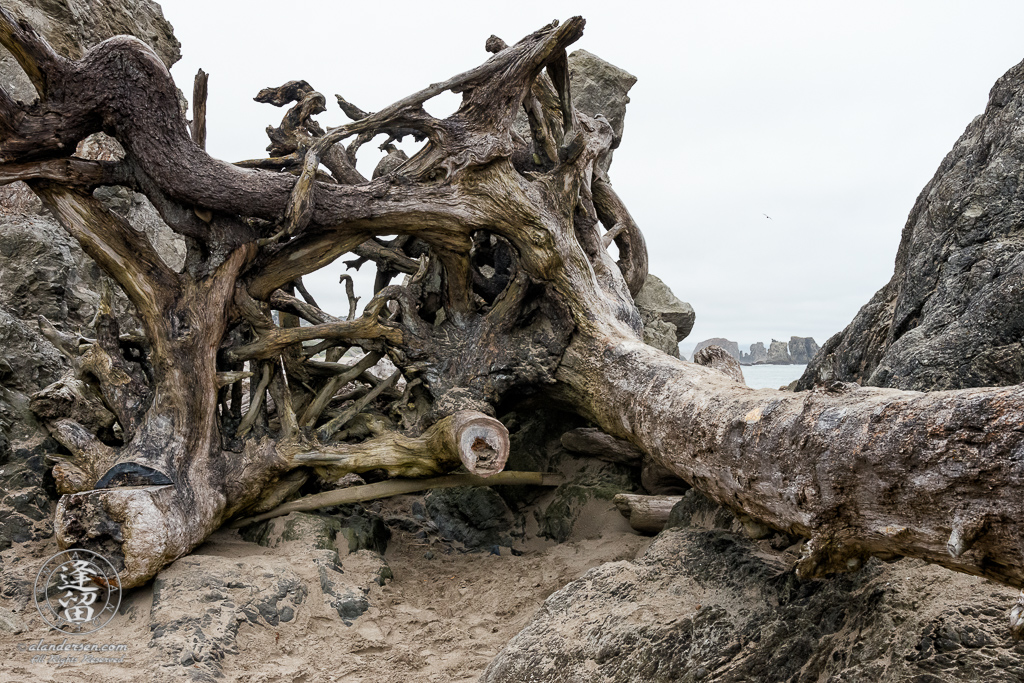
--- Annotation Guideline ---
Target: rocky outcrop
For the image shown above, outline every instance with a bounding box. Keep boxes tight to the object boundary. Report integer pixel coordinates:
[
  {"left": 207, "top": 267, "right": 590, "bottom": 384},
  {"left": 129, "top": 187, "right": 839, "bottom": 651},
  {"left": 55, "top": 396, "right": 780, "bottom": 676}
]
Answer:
[
  {"left": 693, "top": 345, "right": 745, "bottom": 384},
  {"left": 736, "top": 338, "right": 818, "bottom": 365},
  {"left": 788, "top": 336, "right": 820, "bottom": 364},
  {"left": 741, "top": 341, "right": 767, "bottom": 365},
  {"left": 0, "top": 215, "right": 107, "bottom": 328},
  {"left": 692, "top": 337, "right": 741, "bottom": 362},
  {"left": 766, "top": 339, "right": 791, "bottom": 364},
  {"left": 633, "top": 275, "right": 696, "bottom": 358},
  {"left": 482, "top": 492, "right": 1024, "bottom": 683},
  {"left": 569, "top": 50, "right": 636, "bottom": 176},
  {"left": 800, "top": 58, "right": 1024, "bottom": 391}
]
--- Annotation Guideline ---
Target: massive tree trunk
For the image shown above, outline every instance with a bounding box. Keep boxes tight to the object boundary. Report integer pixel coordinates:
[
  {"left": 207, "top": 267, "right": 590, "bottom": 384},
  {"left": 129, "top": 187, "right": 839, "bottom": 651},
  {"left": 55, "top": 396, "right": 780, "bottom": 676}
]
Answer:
[
  {"left": 3, "top": 6, "right": 1024, "bottom": 600},
  {"left": 556, "top": 323, "right": 1024, "bottom": 586}
]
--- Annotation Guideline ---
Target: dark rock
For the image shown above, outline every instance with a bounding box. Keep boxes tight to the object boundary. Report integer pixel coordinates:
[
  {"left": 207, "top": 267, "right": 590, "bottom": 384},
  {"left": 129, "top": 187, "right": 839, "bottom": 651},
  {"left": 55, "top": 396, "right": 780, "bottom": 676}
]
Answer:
[
  {"left": 425, "top": 486, "right": 517, "bottom": 549},
  {"left": 336, "top": 508, "right": 391, "bottom": 555},
  {"left": 537, "top": 462, "right": 637, "bottom": 543},
  {"left": 693, "top": 345, "right": 746, "bottom": 384},
  {"left": 665, "top": 489, "right": 737, "bottom": 531},
  {"left": 0, "top": 440, "right": 59, "bottom": 555},
  {"left": 494, "top": 408, "right": 587, "bottom": 510},
  {"left": 691, "top": 337, "right": 741, "bottom": 362},
  {"left": 0, "top": 217, "right": 104, "bottom": 328},
  {"left": 799, "top": 58, "right": 1024, "bottom": 391},
  {"left": 0, "top": 307, "right": 67, "bottom": 394},
  {"left": 316, "top": 553, "right": 369, "bottom": 625}
]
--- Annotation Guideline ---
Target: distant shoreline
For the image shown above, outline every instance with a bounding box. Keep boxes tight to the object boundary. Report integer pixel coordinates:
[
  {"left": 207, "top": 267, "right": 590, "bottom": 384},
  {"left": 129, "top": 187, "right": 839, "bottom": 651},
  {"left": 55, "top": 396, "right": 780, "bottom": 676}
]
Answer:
[{"left": 739, "top": 362, "right": 805, "bottom": 367}]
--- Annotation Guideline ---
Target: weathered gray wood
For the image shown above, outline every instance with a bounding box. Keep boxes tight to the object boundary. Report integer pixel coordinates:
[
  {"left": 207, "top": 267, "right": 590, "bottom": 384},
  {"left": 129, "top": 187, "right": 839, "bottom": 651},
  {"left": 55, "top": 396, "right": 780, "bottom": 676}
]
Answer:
[
  {"left": 6, "top": 7, "right": 1024, "bottom": 612},
  {"left": 230, "top": 470, "right": 563, "bottom": 528},
  {"left": 561, "top": 427, "right": 643, "bottom": 464},
  {"left": 191, "top": 68, "right": 207, "bottom": 150},
  {"left": 613, "top": 493, "right": 682, "bottom": 534}
]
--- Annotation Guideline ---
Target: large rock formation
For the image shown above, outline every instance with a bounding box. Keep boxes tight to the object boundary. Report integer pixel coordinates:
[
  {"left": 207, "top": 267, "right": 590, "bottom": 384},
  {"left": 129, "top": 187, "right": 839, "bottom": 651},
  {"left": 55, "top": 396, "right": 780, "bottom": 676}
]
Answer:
[
  {"left": 788, "top": 336, "right": 820, "bottom": 364},
  {"left": 633, "top": 274, "right": 696, "bottom": 358},
  {"left": 692, "top": 337, "right": 741, "bottom": 362},
  {"left": 766, "top": 339, "right": 791, "bottom": 364},
  {"left": 693, "top": 345, "right": 745, "bottom": 384},
  {"left": 568, "top": 49, "right": 636, "bottom": 176},
  {"left": 799, "top": 58, "right": 1024, "bottom": 391},
  {"left": 707, "top": 338, "right": 818, "bottom": 365},
  {"left": 741, "top": 341, "right": 767, "bottom": 365}
]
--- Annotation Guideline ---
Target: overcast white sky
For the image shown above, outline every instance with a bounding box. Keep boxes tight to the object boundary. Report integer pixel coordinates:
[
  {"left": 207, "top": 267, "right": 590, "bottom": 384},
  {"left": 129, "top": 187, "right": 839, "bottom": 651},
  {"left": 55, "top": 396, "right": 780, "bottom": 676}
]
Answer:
[{"left": 159, "top": 0, "right": 1024, "bottom": 358}]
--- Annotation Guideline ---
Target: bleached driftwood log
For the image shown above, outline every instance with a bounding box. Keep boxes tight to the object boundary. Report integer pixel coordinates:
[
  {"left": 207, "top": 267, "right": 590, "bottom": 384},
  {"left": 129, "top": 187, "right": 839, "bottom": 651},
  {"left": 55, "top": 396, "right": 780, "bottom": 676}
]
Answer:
[{"left": 2, "top": 7, "right": 1024, "bottom": 611}]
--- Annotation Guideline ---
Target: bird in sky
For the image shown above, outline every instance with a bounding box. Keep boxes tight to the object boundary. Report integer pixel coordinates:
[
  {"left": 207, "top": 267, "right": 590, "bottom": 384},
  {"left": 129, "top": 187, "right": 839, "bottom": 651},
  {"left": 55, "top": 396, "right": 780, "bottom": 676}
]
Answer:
[{"left": 763, "top": 213, "right": 773, "bottom": 220}]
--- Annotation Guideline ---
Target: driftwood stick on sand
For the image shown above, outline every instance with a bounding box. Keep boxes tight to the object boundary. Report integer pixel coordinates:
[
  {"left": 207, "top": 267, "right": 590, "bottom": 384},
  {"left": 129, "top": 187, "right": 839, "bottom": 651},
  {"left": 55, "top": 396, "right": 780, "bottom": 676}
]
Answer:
[
  {"left": 613, "top": 493, "right": 683, "bottom": 534},
  {"left": 230, "top": 471, "right": 565, "bottom": 527}
]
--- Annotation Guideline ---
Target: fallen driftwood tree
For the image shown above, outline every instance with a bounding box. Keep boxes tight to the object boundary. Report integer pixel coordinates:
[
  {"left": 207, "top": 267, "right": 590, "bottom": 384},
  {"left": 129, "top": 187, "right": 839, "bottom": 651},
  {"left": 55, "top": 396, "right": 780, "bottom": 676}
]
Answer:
[{"left": 4, "top": 8, "right": 1024, "bottom": 622}]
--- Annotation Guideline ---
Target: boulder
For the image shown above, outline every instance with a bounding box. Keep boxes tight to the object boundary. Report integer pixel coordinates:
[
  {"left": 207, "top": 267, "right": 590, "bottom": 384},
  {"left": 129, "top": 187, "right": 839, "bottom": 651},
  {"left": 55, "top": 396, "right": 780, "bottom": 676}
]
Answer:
[
  {"left": 692, "top": 337, "right": 741, "bottom": 362},
  {"left": 693, "top": 345, "right": 745, "bottom": 384},
  {"left": 569, "top": 49, "right": 637, "bottom": 176},
  {"left": 633, "top": 273, "right": 697, "bottom": 358},
  {"left": 799, "top": 58, "right": 1024, "bottom": 391},
  {"left": 508, "top": 48, "right": 634, "bottom": 178},
  {"left": 0, "top": 307, "right": 66, "bottom": 395},
  {"left": 639, "top": 317, "right": 680, "bottom": 357},
  {"left": 425, "top": 486, "right": 518, "bottom": 549}
]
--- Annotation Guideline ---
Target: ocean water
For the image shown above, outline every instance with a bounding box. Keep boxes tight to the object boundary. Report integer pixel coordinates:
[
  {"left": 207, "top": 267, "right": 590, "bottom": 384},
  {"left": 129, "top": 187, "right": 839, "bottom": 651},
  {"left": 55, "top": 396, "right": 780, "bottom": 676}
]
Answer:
[{"left": 741, "top": 364, "right": 807, "bottom": 390}]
